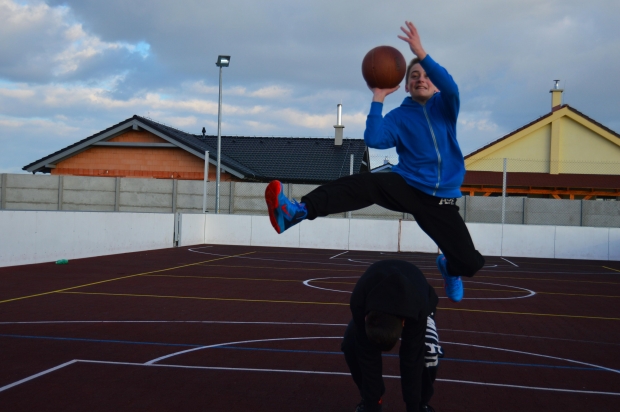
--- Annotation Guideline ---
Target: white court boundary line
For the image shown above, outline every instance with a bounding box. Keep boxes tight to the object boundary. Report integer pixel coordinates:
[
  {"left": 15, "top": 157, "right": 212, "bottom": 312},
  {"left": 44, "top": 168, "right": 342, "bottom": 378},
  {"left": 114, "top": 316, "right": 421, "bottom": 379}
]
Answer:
[
  {"left": 329, "top": 251, "right": 348, "bottom": 259},
  {"left": 146, "top": 336, "right": 620, "bottom": 375},
  {"left": 501, "top": 257, "right": 519, "bottom": 267},
  {"left": 302, "top": 276, "right": 536, "bottom": 300},
  {"left": 0, "top": 360, "right": 77, "bottom": 393},
  {"left": 2, "top": 358, "right": 619, "bottom": 397}
]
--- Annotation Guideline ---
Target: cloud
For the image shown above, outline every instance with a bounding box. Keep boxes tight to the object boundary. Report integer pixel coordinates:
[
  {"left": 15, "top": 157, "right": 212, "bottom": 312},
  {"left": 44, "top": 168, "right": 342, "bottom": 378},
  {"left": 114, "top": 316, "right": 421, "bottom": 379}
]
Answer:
[
  {"left": 0, "top": 0, "right": 150, "bottom": 82},
  {"left": 1, "top": 0, "right": 619, "bottom": 173}
]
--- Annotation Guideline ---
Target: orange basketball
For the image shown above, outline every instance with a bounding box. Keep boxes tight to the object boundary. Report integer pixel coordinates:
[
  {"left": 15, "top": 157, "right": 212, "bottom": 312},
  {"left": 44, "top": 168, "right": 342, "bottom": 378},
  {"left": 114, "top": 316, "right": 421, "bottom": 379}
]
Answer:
[{"left": 361, "top": 46, "right": 407, "bottom": 89}]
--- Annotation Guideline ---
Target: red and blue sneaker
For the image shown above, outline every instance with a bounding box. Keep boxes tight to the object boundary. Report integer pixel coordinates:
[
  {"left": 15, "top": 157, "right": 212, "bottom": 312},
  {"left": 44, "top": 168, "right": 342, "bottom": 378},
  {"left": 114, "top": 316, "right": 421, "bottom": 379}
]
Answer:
[
  {"left": 436, "top": 254, "right": 463, "bottom": 303},
  {"left": 265, "top": 180, "right": 308, "bottom": 234}
]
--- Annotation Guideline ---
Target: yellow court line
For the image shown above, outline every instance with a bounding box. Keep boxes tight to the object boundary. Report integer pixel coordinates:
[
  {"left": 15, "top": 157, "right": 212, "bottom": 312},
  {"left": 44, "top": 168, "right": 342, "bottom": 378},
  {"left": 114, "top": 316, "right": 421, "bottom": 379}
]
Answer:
[
  {"left": 146, "top": 275, "right": 302, "bottom": 283},
  {"left": 59, "top": 291, "right": 348, "bottom": 306},
  {"left": 197, "top": 264, "right": 362, "bottom": 273},
  {"left": 0, "top": 252, "right": 256, "bottom": 305},
  {"left": 603, "top": 266, "right": 620, "bottom": 273},
  {"left": 59, "top": 291, "right": 619, "bottom": 320},
  {"left": 439, "top": 307, "right": 620, "bottom": 321}
]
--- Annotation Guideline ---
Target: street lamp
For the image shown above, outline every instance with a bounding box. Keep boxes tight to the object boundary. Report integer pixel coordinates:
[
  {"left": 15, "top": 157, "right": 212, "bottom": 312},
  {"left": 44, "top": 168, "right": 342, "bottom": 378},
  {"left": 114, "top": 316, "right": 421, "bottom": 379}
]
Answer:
[{"left": 215, "top": 55, "right": 230, "bottom": 214}]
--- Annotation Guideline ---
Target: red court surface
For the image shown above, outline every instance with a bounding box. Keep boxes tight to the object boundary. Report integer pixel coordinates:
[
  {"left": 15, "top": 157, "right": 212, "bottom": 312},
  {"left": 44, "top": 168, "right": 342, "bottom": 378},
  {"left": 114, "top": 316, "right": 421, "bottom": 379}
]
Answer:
[{"left": 1, "top": 245, "right": 619, "bottom": 411}]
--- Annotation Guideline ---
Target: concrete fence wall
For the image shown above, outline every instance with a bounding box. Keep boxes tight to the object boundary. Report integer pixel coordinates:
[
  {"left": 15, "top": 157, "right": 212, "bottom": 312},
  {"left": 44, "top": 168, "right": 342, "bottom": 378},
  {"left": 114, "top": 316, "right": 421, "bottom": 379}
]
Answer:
[
  {"left": 2, "top": 174, "right": 619, "bottom": 227},
  {"left": 1, "top": 210, "right": 619, "bottom": 268}
]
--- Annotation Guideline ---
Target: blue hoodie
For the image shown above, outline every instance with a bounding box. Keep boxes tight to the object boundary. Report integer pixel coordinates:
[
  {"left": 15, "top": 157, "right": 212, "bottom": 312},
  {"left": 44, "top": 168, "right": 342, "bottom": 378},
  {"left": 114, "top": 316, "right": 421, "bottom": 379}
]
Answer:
[{"left": 364, "top": 54, "right": 465, "bottom": 198}]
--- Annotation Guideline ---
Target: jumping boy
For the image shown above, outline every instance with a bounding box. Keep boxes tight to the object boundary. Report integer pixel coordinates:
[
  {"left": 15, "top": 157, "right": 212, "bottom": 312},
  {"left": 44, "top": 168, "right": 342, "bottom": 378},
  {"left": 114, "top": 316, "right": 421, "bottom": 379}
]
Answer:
[
  {"left": 265, "top": 21, "right": 485, "bottom": 301},
  {"left": 343, "top": 260, "right": 441, "bottom": 412}
]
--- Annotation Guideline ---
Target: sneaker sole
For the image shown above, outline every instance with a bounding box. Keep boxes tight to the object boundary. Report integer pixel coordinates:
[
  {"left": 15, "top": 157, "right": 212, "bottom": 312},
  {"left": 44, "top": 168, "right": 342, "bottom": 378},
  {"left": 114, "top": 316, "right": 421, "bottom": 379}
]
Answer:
[{"left": 265, "top": 181, "right": 282, "bottom": 233}]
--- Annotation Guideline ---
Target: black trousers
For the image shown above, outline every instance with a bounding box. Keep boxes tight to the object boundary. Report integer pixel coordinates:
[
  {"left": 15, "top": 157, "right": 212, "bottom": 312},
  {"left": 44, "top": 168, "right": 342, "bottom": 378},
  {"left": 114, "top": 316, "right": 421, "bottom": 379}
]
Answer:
[
  {"left": 341, "top": 315, "right": 441, "bottom": 411},
  {"left": 301, "top": 172, "right": 485, "bottom": 277}
]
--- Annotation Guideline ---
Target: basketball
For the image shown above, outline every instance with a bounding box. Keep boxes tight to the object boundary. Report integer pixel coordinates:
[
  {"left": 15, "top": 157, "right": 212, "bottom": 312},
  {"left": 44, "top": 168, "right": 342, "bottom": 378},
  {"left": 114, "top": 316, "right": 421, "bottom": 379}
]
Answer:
[{"left": 361, "top": 46, "right": 407, "bottom": 89}]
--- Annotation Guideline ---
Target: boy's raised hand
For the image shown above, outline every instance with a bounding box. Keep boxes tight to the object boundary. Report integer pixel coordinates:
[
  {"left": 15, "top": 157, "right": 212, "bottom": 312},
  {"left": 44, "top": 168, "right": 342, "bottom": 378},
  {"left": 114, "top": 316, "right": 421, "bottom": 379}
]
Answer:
[
  {"left": 398, "top": 21, "right": 427, "bottom": 61},
  {"left": 370, "top": 85, "right": 400, "bottom": 103}
]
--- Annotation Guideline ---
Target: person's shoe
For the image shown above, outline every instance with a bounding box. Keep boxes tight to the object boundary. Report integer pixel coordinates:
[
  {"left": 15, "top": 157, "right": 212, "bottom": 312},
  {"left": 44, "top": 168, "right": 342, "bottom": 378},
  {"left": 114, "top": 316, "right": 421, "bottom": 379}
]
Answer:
[
  {"left": 420, "top": 405, "right": 436, "bottom": 412},
  {"left": 437, "top": 254, "right": 463, "bottom": 303},
  {"left": 265, "top": 180, "right": 308, "bottom": 234}
]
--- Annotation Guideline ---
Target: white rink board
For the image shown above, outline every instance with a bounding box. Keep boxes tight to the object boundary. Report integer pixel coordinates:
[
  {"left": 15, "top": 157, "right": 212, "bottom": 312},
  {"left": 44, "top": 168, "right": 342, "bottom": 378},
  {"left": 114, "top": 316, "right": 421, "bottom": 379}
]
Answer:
[
  {"left": 466, "top": 223, "right": 503, "bottom": 257},
  {"left": 299, "top": 218, "right": 350, "bottom": 250},
  {"left": 0, "top": 211, "right": 173, "bottom": 267},
  {"left": 399, "top": 221, "right": 437, "bottom": 253},
  {"left": 204, "top": 214, "right": 252, "bottom": 246},
  {"left": 179, "top": 214, "right": 206, "bottom": 247},
  {"left": 250, "top": 215, "right": 300, "bottom": 248},
  {"left": 348, "top": 219, "right": 400, "bottom": 252},
  {"left": 554, "top": 226, "right": 610, "bottom": 261},
  {"left": 501, "top": 224, "right": 556, "bottom": 259},
  {"left": 609, "top": 229, "right": 620, "bottom": 261}
]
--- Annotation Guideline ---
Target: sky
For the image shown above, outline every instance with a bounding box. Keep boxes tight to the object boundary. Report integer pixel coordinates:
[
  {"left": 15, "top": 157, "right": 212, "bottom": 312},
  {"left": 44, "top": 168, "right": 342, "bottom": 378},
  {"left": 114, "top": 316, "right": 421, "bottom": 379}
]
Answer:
[{"left": 1, "top": 0, "right": 619, "bottom": 173}]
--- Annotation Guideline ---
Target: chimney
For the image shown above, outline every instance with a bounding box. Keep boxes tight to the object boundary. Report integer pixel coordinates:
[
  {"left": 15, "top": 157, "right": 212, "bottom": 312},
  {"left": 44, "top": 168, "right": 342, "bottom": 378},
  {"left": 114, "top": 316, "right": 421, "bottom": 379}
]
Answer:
[
  {"left": 550, "top": 80, "right": 563, "bottom": 111},
  {"left": 334, "top": 103, "right": 344, "bottom": 146}
]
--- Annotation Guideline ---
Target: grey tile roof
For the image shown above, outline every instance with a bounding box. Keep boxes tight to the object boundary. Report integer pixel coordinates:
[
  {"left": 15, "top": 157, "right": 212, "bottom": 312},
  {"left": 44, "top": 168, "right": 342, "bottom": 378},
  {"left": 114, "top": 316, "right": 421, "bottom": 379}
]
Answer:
[{"left": 23, "top": 115, "right": 368, "bottom": 184}]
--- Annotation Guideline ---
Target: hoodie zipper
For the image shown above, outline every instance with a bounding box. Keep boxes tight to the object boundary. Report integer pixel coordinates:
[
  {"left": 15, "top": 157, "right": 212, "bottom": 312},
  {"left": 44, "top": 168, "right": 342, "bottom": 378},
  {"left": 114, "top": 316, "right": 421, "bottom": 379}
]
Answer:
[{"left": 422, "top": 105, "right": 441, "bottom": 195}]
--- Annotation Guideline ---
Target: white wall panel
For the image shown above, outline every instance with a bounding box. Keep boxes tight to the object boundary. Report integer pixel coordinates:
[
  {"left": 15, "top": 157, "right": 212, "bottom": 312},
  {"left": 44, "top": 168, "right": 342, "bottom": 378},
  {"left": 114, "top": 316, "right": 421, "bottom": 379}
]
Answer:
[
  {"left": 609, "top": 229, "right": 620, "bottom": 261},
  {"left": 501, "top": 224, "right": 556, "bottom": 259},
  {"left": 250, "top": 216, "right": 300, "bottom": 248},
  {"left": 466, "top": 223, "right": 503, "bottom": 256},
  {"left": 32, "top": 212, "right": 76, "bottom": 263},
  {"left": 299, "top": 218, "right": 350, "bottom": 250},
  {"left": 399, "top": 221, "right": 438, "bottom": 253},
  {"left": 348, "top": 219, "right": 399, "bottom": 252},
  {"left": 179, "top": 214, "right": 206, "bottom": 247},
  {"left": 0, "top": 211, "right": 38, "bottom": 267},
  {"left": 204, "top": 214, "right": 252, "bottom": 246},
  {"left": 0, "top": 211, "right": 173, "bottom": 267},
  {"left": 554, "top": 226, "right": 609, "bottom": 261}
]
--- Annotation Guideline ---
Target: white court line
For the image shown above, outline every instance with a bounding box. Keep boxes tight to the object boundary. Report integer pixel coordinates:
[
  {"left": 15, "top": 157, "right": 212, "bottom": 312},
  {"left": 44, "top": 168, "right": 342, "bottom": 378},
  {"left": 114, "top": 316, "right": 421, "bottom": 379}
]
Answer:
[
  {"left": 0, "top": 360, "right": 77, "bottom": 393},
  {"left": 2, "top": 359, "right": 618, "bottom": 397},
  {"left": 0, "top": 320, "right": 347, "bottom": 327},
  {"left": 147, "top": 336, "right": 619, "bottom": 376},
  {"left": 329, "top": 251, "right": 348, "bottom": 259},
  {"left": 145, "top": 336, "right": 342, "bottom": 365},
  {"left": 302, "top": 276, "right": 536, "bottom": 300},
  {"left": 501, "top": 257, "right": 519, "bottom": 267},
  {"left": 188, "top": 248, "right": 368, "bottom": 267},
  {"left": 442, "top": 341, "right": 620, "bottom": 375}
]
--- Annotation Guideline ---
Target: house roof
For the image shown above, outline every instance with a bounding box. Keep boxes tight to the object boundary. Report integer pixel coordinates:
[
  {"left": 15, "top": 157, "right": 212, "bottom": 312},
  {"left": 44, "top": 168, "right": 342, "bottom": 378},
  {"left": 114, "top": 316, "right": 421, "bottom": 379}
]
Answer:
[
  {"left": 465, "top": 105, "right": 620, "bottom": 160},
  {"left": 23, "top": 115, "right": 368, "bottom": 183}
]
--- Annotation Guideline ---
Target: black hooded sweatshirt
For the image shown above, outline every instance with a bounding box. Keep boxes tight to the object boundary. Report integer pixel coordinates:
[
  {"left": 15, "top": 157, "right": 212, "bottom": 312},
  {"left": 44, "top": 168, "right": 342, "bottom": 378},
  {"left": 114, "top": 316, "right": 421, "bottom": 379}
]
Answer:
[{"left": 349, "top": 260, "right": 438, "bottom": 409}]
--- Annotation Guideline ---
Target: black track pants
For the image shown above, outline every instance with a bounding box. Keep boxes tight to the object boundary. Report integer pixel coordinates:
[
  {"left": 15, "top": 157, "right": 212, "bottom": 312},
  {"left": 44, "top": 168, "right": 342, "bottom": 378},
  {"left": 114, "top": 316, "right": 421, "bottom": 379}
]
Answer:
[
  {"left": 341, "top": 315, "right": 441, "bottom": 411},
  {"left": 300, "top": 172, "right": 485, "bottom": 277}
]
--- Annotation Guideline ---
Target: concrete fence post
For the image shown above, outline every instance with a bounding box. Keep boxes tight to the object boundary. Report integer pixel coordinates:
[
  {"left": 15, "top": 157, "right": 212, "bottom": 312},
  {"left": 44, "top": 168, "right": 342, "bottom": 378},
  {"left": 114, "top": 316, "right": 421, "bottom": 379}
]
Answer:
[
  {"left": 0, "top": 174, "right": 7, "bottom": 210},
  {"left": 229, "top": 181, "right": 234, "bottom": 214},
  {"left": 172, "top": 179, "right": 178, "bottom": 214},
  {"left": 114, "top": 177, "right": 120, "bottom": 212},
  {"left": 58, "top": 175, "right": 64, "bottom": 211}
]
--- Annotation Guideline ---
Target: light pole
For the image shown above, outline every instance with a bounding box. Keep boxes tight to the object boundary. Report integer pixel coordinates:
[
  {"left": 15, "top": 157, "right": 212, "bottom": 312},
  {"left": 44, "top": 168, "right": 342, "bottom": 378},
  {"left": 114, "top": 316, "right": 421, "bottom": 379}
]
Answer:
[{"left": 215, "top": 55, "right": 230, "bottom": 214}]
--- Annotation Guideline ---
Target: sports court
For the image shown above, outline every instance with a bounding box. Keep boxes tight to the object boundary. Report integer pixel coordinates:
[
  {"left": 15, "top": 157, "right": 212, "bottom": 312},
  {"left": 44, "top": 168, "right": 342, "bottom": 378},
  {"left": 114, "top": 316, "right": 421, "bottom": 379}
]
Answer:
[{"left": 1, "top": 244, "right": 619, "bottom": 411}]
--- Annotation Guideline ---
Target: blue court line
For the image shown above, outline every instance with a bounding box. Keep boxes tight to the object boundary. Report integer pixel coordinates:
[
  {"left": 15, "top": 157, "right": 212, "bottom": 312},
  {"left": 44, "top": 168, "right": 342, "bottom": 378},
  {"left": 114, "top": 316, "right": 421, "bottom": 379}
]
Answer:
[{"left": 0, "top": 333, "right": 605, "bottom": 372}]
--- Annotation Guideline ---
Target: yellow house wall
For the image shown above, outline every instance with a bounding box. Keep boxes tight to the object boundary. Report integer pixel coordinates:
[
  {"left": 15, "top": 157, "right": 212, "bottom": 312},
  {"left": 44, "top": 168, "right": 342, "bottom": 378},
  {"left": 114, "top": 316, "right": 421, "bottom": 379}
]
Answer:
[
  {"left": 560, "top": 118, "right": 620, "bottom": 175},
  {"left": 466, "top": 125, "right": 551, "bottom": 173}
]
